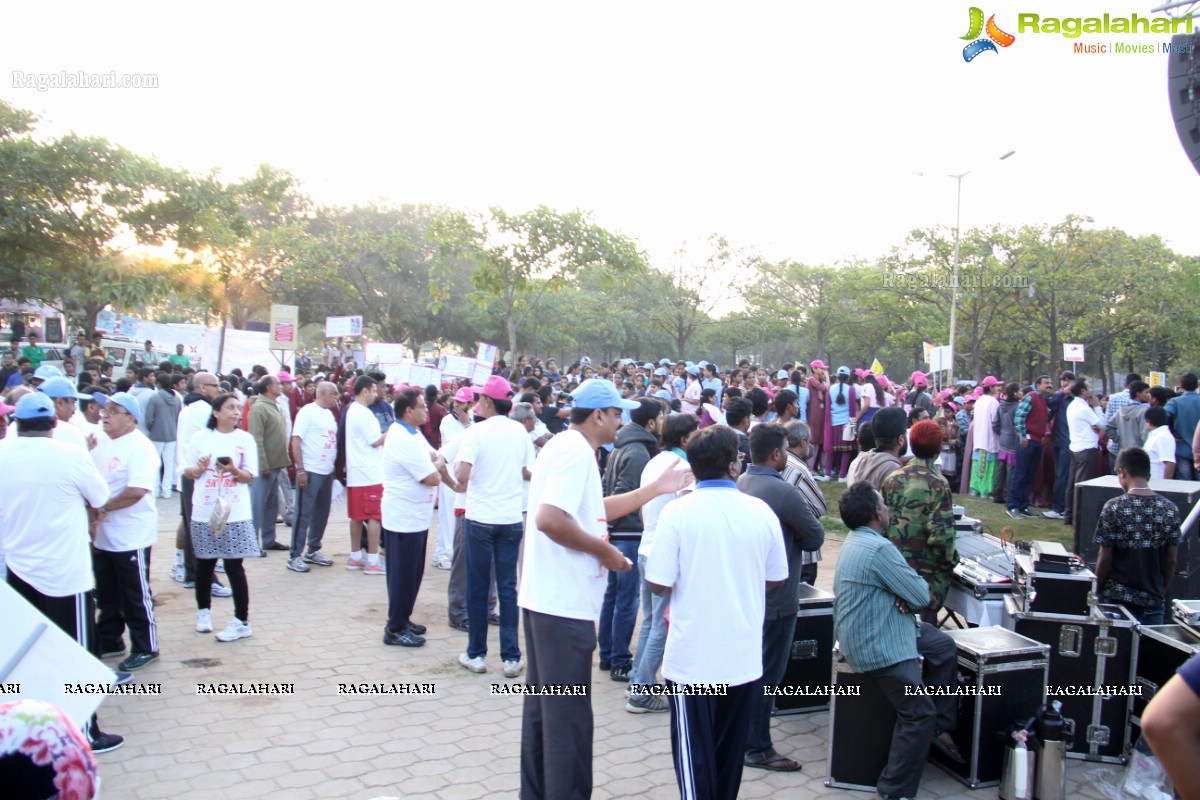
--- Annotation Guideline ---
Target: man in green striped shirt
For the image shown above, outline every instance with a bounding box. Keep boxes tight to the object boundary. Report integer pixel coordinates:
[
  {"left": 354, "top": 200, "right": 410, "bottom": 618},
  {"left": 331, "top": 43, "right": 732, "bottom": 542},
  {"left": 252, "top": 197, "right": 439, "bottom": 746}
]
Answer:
[{"left": 833, "top": 482, "right": 961, "bottom": 800}]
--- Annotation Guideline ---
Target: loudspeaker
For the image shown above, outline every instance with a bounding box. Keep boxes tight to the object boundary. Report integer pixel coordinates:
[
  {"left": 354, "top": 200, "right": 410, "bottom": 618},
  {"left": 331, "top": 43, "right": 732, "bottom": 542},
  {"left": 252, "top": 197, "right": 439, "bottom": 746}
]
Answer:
[
  {"left": 1073, "top": 475, "right": 1200, "bottom": 600},
  {"left": 1168, "top": 33, "right": 1200, "bottom": 176}
]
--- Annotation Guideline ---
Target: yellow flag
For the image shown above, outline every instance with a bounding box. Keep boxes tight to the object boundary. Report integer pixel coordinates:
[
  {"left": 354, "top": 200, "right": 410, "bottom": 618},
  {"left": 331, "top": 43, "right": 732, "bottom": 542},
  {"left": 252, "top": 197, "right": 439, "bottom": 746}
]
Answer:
[
  {"left": 871, "top": 358, "right": 884, "bottom": 375},
  {"left": 922, "top": 342, "right": 934, "bottom": 364}
]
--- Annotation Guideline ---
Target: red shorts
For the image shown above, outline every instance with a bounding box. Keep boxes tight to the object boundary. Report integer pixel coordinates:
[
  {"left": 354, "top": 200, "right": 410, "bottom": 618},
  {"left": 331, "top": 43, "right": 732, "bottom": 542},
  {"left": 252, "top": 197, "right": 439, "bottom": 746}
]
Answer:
[{"left": 347, "top": 484, "right": 383, "bottom": 521}]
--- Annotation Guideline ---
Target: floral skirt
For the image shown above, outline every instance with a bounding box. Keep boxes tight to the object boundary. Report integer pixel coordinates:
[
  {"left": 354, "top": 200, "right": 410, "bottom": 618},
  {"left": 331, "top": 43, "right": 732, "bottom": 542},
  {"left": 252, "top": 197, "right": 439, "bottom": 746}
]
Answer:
[{"left": 191, "top": 519, "right": 260, "bottom": 560}]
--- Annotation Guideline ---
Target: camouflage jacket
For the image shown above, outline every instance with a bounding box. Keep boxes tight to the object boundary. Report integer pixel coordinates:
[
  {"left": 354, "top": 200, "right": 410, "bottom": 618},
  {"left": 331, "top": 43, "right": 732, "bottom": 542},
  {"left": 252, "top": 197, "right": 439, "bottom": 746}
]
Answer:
[{"left": 881, "top": 458, "right": 960, "bottom": 609}]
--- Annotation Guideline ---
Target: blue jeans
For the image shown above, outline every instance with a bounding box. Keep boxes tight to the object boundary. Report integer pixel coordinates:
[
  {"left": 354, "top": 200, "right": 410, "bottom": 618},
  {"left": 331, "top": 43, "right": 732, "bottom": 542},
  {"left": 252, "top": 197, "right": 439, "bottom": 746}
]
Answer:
[
  {"left": 629, "top": 554, "right": 669, "bottom": 693},
  {"left": 598, "top": 538, "right": 641, "bottom": 669},
  {"left": 1177, "top": 458, "right": 1195, "bottom": 482},
  {"left": 465, "top": 519, "right": 522, "bottom": 662},
  {"left": 1009, "top": 439, "right": 1043, "bottom": 513},
  {"left": 1121, "top": 602, "right": 1165, "bottom": 626},
  {"left": 1052, "top": 444, "right": 1071, "bottom": 514}
]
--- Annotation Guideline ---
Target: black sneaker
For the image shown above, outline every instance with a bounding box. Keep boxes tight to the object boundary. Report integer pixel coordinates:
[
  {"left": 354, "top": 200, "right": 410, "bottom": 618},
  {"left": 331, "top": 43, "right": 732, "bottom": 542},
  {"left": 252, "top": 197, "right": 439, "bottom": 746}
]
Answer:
[
  {"left": 610, "top": 665, "right": 631, "bottom": 682},
  {"left": 265, "top": 542, "right": 289, "bottom": 551},
  {"left": 89, "top": 731, "right": 125, "bottom": 754},
  {"left": 1006, "top": 509, "right": 1024, "bottom": 520},
  {"left": 383, "top": 628, "right": 425, "bottom": 647},
  {"left": 408, "top": 622, "right": 427, "bottom": 636},
  {"left": 449, "top": 619, "right": 469, "bottom": 632},
  {"left": 114, "top": 671, "right": 134, "bottom": 686},
  {"left": 119, "top": 651, "right": 159, "bottom": 672},
  {"left": 599, "top": 661, "right": 611, "bottom": 671}
]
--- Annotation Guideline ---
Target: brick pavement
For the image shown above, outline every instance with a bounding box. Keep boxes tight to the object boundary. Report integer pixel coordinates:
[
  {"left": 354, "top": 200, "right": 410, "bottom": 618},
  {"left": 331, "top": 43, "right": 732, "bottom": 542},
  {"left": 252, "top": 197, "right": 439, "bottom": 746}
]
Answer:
[{"left": 89, "top": 496, "right": 1117, "bottom": 799}]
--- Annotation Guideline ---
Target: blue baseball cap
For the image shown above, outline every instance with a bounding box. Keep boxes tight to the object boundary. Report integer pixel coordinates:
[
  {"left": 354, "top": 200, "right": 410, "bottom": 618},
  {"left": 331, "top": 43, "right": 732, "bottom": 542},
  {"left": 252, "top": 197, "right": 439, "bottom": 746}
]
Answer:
[
  {"left": 685, "top": 364, "right": 700, "bottom": 376},
  {"left": 653, "top": 367, "right": 667, "bottom": 376},
  {"left": 14, "top": 392, "right": 55, "bottom": 420},
  {"left": 32, "top": 364, "right": 62, "bottom": 382},
  {"left": 658, "top": 358, "right": 672, "bottom": 366},
  {"left": 642, "top": 363, "right": 654, "bottom": 370},
  {"left": 80, "top": 390, "right": 109, "bottom": 406},
  {"left": 571, "top": 378, "right": 640, "bottom": 410},
  {"left": 38, "top": 376, "right": 89, "bottom": 400},
  {"left": 654, "top": 389, "right": 672, "bottom": 401},
  {"left": 107, "top": 391, "right": 142, "bottom": 421}
]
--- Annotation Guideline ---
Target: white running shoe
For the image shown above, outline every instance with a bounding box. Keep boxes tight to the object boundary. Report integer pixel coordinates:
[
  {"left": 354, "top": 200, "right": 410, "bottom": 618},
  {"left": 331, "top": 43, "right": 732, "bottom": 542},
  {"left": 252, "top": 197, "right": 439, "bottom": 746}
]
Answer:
[
  {"left": 196, "top": 609, "right": 213, "bottom": 633},
  {"left": 170, "top": 563, "right": 185, "bottom": 583},
  {"left": 215, "top": 618, "right": 252, "bottom": 642},
  {"left": 503, "top": 660, "right": 524, "bottom": 678},
  {"left": 459, "top": 653, "right": 487, "bottom": 673}
]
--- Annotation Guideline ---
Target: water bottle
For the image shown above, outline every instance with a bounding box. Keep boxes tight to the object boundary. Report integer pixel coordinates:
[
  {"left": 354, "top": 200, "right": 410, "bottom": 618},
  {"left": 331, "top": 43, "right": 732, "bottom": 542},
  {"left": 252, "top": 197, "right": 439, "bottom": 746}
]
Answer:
[{"left": 1035, "top": 702, "right": 1067, "bottom": 800}]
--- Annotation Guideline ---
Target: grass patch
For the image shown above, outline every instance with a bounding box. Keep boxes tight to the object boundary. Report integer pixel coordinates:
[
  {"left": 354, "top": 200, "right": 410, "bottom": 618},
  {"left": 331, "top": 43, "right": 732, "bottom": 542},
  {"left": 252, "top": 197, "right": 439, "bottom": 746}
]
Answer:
[{"left": 816, "top": 480, "right": 1075, "bottom": 549}]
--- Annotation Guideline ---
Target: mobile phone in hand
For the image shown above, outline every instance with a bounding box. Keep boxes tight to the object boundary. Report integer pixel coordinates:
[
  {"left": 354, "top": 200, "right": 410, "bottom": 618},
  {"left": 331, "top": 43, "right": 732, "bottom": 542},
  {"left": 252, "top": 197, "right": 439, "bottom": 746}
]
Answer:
[{"left": 217, "top": 456, "right": 232, "bottom": 466}]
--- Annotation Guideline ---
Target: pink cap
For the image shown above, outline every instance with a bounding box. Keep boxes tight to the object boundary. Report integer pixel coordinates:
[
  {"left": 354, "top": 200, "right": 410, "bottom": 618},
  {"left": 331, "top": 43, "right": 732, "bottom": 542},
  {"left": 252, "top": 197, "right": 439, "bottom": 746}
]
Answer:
[
  {"left": 392, "top": 382, "right": 410, "bottom": 392},
  {"left": 276, "top": 371, "right": 295, "bottom": 383},
  {"left": 473, "top": 375, "right": 514, "bottom": 401},
  {"left": 878, "top": 376, "right": 891, "bottom": 389},
  {"left": 909, "top": 370, "right": 929, "bottom": 387},
  {"left": 453, "top": 386, "right": 474, "bottom": 404},
  {"left": 0, "top": 400, "right": 14, "bottom": 416},
  {"left": 810, "top": 359, "right": 828, "bottom": 370},
  {"left": 966, "top": 388, "right": 982, "bottom": 401},
  {"left": 980, "top": 375, "right": 1002, "bottom": 388}
]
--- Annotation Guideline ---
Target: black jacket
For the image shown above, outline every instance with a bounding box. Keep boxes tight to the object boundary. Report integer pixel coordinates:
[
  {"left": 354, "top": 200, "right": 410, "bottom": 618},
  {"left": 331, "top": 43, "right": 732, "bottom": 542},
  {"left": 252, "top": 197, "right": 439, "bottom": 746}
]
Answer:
[{"left": 602, "top": 423, "right": 659, "bottom": 537}]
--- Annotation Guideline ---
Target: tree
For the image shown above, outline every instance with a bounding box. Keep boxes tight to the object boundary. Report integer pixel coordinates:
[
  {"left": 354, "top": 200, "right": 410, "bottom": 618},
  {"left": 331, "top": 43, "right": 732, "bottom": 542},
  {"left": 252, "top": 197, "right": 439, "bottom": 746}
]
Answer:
[
  {"left": 431, "top": 205, "right": 646, "bottom": 357},
  {"left": 637, "top": 235, "right": 742, "bottom": 356}
]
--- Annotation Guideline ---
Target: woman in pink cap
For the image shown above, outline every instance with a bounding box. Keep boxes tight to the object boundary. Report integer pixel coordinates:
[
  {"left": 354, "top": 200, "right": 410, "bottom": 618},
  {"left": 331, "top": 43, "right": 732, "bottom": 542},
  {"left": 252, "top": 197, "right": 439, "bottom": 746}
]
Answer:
[
  {"left": 806, "top": 360, "right": 829, "bottom": 476},
  {"left": 969, "top": 377, "right": 1003, "bottom": 496}
]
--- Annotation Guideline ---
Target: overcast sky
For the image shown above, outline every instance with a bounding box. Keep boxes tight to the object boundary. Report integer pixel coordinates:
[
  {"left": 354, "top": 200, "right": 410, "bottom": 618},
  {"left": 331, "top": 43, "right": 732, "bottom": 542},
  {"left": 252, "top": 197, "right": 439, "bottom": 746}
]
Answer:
[{"left": 5, "top": 1, "right": 1197, "bottom": 269}]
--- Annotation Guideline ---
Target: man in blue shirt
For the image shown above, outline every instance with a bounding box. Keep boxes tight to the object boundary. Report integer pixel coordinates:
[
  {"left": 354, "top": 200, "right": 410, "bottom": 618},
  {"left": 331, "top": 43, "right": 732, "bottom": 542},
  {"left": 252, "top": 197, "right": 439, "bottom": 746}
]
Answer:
[
  {"left": 833, "top": 482, "right": 961, "bottom": 800},
  {"left": 1165, "top": 372, "right": 1200, "bottom": 480}
]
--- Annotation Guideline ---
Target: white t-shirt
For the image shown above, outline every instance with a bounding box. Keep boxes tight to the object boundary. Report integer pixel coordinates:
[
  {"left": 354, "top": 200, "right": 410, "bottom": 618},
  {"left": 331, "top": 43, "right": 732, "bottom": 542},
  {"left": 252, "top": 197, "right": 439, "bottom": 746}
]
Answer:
[
  {"left": 184, "top": 428, "right": 258, "bottom": 524},
  {"left": 1145, "top": 425, "right": 1177, "bottom": 479},
  {"left": 518, "top": 429, "right": 608, "bottom": 620},
  {"left": 0, "top": 437, "right": 109, "bottom": 596},
  {"left": 438, "top": 434, "right": 468, "bottom": 512},
  {"left": 382, "top": 422, "right": 438, "bottom": 532},
  {"left": 439, "top": 413, "right": 467, "bottom": 447},
  {"left": 1067, "top": 397, "right": 1102, "bottom": 452},
  {"left": 52, "top": 417, "right": 88, "bottom": 450},
  {"left": 645, "top": 484, "right": 788, "bottom": 686},
  {"left": 456, "top": 415, "right": 536, "bottom": 525},
  {"left": 176, "top": 398, "right": 212, "bottom": 475},
  {"left": 637, "top": 451, "right": 690, "bottom": 560},
  {"left": 292, "top": 403, "right": 338, "bottom": 476},
  {"left": 346, "top": 401, "right": 383, "bottom": 487},
  {"left": 71, "top": 411, "right": 105, "bottom": 443},
  {"left": 275, "top": 393, "right": 293, "bottom": 439},
  {"left": 91, "top": 430, "right": 160, "bottom": 552}
]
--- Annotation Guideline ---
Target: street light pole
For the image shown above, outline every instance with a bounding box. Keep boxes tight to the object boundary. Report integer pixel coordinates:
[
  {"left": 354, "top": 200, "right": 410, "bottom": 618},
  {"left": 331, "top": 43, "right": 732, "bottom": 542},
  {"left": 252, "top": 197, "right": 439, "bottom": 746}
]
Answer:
[{"left": 944, "top": 149, "right": 1015, "bottom": 388}]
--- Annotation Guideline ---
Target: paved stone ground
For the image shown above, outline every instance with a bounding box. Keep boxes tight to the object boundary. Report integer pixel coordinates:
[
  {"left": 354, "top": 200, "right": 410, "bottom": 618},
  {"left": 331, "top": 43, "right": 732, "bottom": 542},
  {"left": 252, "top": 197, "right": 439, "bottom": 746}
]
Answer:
[{"left": 90, "top": 495, "right": 1121, "bottom": 799}]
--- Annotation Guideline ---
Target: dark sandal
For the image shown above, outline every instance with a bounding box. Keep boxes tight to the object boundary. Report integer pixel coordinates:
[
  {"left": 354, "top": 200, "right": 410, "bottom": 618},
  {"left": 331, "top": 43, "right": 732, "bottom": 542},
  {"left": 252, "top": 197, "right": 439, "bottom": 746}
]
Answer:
[
  {"left": 931, "top": 733, "right": 965, "bottom": 763},
  {"left": 745, "top": 751, "right": 802, "bottom": 772}
]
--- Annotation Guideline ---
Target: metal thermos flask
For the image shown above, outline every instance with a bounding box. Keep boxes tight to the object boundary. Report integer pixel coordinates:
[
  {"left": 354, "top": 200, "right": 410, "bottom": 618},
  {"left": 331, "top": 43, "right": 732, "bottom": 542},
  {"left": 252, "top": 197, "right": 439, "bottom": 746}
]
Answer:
[{"left": 1035, "top": 702, "right": 1067, "bottom": 800}]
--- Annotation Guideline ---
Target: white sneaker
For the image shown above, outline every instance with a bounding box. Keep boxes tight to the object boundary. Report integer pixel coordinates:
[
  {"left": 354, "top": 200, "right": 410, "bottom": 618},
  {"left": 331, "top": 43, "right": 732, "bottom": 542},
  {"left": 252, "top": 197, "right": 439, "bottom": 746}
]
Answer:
[
  {"left": 215, "top": 618, "right": 252, "bottom": 642},
  {"left": 459, "top": 653, "right": 487, "bottom": 673},
  {"left": 170, "top": 563, "right": 185, "bottom": 583},
  {"left": 210, "top": 582, "right": 232, "bottom": 598},
  {"left": 432, "top": 558, "right": 452, "bottom": 570},
  {"left": 1042, "top": 510, "right": 1065, "bottom": 520},
  {"left": 503, "top": 659, "right": 524, "bottom": 678},
  {"left": 215, "top": 560, "right": 226, "bottom": 574},
  {"left": 196, "top": 609, "right": 213, "bottom": 633}
]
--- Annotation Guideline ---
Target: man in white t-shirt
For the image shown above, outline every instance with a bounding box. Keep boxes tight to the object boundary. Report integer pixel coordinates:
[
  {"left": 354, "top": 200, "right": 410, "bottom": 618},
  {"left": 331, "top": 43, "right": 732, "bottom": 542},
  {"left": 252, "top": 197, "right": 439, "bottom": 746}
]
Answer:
[
  {"left": 91, "top": 392, "right": 161, "bottom": 674},
  {"left": 1064, "top": 378, "right": 1104, "bottom": 525},
  {"left": 381, "top": 387, "right": 451, "bottom": 648},
  {"left": 454, "top": 375, "right": 536, "bottom": 677},
  {"left": 39, "top": 376, "right": 95, "bottom": 451},
  {"left": 1143, "top": 406, "right": 1177, "bottom": 480},
  {"left": 287, "top": 381, "right": 340, "bottom": 572},
  {"left": 345, "top": 375, "right": 386, "bottom": 575},
  {"left": 645, "top": 425, "right": 788, "bottom": 800},
  {"left": 518, "top": 379, "right": 693, "bottom": 800},
  {"left": 0, "top": 392, "right": 127, "bottom": 753}
]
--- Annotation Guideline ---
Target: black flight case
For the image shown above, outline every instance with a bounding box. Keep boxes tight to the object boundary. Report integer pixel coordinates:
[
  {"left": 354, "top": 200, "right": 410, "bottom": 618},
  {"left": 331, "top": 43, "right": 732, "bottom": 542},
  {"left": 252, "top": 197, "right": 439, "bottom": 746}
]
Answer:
[{"left": 773, "top": 583, "right": 835, "bottom": 715}]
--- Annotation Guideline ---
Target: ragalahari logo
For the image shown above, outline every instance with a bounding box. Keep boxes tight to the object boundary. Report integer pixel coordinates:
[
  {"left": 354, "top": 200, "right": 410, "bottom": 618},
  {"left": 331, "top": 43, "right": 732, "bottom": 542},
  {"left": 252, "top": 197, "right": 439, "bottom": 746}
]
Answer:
[{"left": 962, "top": 7, "right": 1016, "bottom": 61}]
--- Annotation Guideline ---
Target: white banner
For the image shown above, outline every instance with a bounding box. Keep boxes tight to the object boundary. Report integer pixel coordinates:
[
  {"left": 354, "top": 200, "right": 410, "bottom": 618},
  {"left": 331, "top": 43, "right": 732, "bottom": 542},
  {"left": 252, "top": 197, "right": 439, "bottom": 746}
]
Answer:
[
  {"left": 324, "top": 315, "right": 363, "bottom": 338},
  {"left": 929, "top": 346, "right": 953, "bottom": 374},
  {"left": 138, "top": 321, "right": 207, "bottom": 368},
  {"left": 472, "top": 360, "right": 492, "bottom": 385},
  {"left": 439, "top": 354, "right": 476, "bottom": 378},
  {"left": 476, "top": 342, "right": 499, "bottom": 367},
  {"left": 365, "top": 341, "right": 407, "bottom": 365},
  {"left": 1063, "top": 343, "right": 1085, "bottom": 362},
  {"left": 409, "top": 364, "right": 441, "bottom": 388},
  {"left": 202, "top": 328, "right": 294, "bottom": 375}
]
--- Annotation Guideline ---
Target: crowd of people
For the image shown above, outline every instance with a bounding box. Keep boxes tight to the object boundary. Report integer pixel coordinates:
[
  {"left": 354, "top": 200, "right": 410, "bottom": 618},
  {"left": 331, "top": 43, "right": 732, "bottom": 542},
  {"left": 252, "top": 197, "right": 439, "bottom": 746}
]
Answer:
[{"left": 3, "top": 334, "right": 1200, "bottom": 799}]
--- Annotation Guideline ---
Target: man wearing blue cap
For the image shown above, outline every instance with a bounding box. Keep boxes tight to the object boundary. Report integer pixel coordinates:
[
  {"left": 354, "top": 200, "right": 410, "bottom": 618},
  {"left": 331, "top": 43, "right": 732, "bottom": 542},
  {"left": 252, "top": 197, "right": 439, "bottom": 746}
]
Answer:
[
  {"left": 90, "top": 392, "right": 161, "bottom": 672},
  {"left": 0, "top": 392, "right": 126, "bottom": 753},
  {"left": 518, "top": 378, "right": 693, "bottom": 800},
  {"left": 39, "top": 375, "right": 94, "bottom": 451}
]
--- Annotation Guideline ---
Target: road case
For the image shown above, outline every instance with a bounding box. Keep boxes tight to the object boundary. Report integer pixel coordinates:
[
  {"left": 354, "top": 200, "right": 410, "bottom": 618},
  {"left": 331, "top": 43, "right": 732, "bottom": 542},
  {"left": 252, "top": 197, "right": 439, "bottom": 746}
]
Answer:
[
  {"left": 930, "top": 626, "right": 1049, "bottom": 788},
  {"left": 1130, "top": 623, "right": 1200, "bottom": 746},
  {"left": 774, "top": 583, "right": 835, "bottom": 715},
  {"left": 824, "top": 644, "right": 897, "bottom": 792},
  {"left": 1003, "top": 596, "right": 1137, "bottom": 763},
  {"left": 1012, "top": 553, "right": 1096, "bottom": 618}
]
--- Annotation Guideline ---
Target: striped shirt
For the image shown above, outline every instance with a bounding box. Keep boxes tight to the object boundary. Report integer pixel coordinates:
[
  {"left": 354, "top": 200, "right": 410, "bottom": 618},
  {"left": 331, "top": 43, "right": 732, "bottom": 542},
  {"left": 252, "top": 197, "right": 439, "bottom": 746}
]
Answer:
[
  {"left": 782, "top": 451, "right": 826, "bottom": 564},
  {"left": 833, "top": 527, "right": 931, "bottom": 673},
  {"left": 1104, "top": 389, "right": 1133, "bottom": 454}
]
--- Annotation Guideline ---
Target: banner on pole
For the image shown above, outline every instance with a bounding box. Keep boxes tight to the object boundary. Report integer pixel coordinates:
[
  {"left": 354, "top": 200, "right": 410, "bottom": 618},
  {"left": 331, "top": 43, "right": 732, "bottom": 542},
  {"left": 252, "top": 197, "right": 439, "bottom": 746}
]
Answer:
[
  {"left": 364, "top": 342, "right": 407, "bottom": 365},
  {"left": 930, "top": 346, "right": 952, "bottom": 374},
  {"left": 1063, "top": 343, "right": 1085, "bottom": 362},
  {"left": 472, "top": 360, "right": 492, "bottom": 385},
  {"left": 476, "top": 342, "right": 499, "bottom": 367},
  {"left": 1149, "top": 371, "right": 1167, "bottom": 388},
  {"left": 439, "top": 354, "right": 476, "bottom": 378},
  {"left": 922, "top": 342, "right": 934, "bottom": 365},
  {"left": 269, "top": 305, "right": 299, "bottom": 350},
  {"left": 324, "top": 315, "right": 363, "bottom": 338}
]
